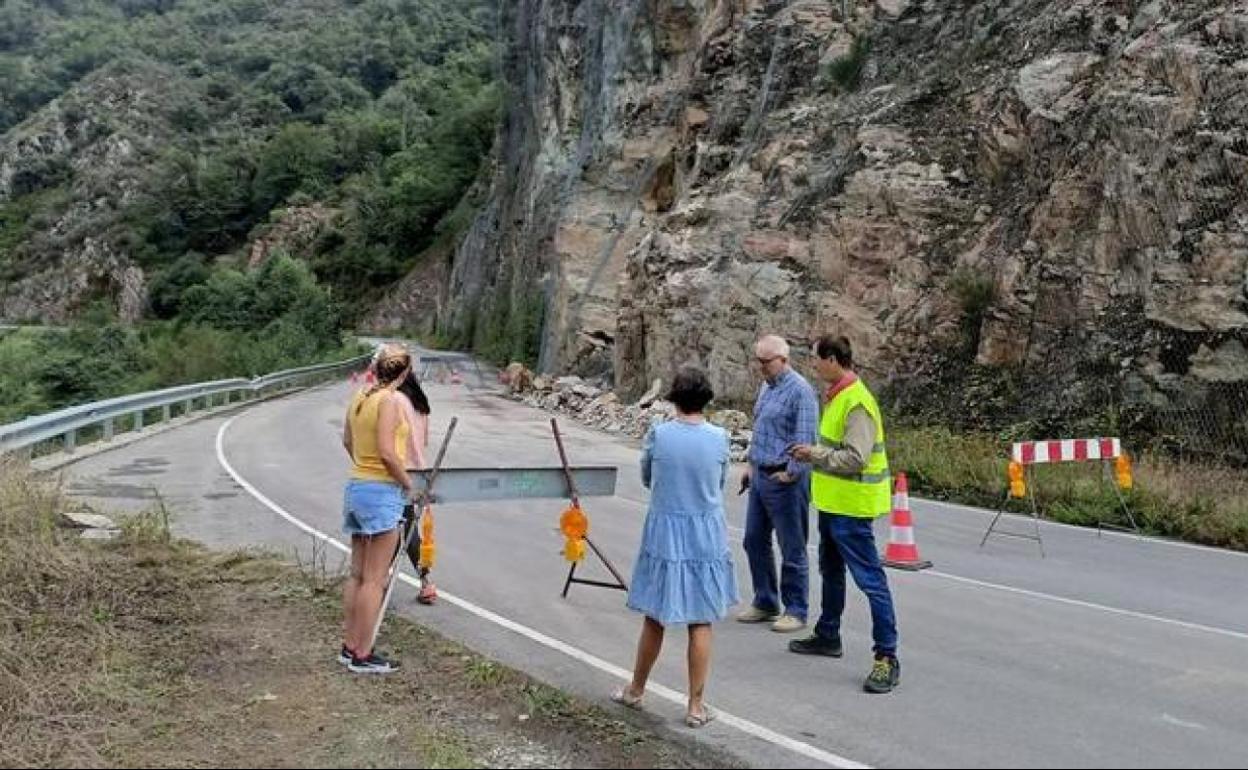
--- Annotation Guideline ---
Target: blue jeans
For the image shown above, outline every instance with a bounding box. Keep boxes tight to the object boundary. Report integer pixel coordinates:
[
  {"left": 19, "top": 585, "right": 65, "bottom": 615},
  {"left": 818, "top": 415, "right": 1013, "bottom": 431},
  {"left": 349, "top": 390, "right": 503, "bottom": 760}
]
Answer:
[
  {"left": 815, "top": 513, "right": 898, "bottom": 656},
  {"left": 342, "top": 480, "right": 405, "bottom": 536},
  {"left": 743, "top": 469, "right": 809, "bottom": 620}
]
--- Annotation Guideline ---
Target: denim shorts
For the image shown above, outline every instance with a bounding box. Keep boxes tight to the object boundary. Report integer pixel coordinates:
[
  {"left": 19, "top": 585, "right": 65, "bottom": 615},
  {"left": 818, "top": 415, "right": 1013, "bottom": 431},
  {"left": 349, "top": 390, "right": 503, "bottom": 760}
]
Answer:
[{"left": 342, "top": 480, "right": 405, "bottom": 536}]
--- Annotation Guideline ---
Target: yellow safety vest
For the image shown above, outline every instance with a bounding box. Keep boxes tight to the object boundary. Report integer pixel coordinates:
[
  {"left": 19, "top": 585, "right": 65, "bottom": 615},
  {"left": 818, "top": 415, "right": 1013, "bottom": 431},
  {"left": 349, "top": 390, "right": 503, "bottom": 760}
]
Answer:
[{"left": 810, "top": 379, "right": 891, "bottom": 518}]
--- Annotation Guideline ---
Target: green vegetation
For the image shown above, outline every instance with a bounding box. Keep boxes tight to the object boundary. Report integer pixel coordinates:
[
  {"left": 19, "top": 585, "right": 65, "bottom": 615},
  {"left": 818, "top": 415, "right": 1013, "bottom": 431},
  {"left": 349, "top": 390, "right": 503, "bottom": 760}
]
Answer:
[
  {"left": 824, "top": 34, "right": 871, "bottom": 91},
  {"left": 470, "top": 290, "right": 546, "bottom": 369},
  {"left": 0, "top": 256, "right": 358, "bottom": 423},
  {"left": 891, "top": 425, "right": 1248, "bottom": 551},
  {"left": 948, "top": 266, "right": 996, "bottom": 356},
  {"left": 0, "top": 0, "right": 499, "bottom": 418}
]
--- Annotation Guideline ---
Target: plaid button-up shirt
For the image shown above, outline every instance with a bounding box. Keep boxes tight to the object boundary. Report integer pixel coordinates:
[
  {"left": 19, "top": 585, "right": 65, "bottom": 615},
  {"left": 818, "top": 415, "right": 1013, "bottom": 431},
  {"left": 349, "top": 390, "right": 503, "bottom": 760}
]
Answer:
[{"left": 747, "top": 368, "right": 820, "bottom": 476}]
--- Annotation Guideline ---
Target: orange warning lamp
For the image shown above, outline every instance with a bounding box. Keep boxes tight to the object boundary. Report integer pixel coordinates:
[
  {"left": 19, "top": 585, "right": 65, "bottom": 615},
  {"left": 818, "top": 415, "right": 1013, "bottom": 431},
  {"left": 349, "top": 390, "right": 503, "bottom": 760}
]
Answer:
[
  {"left": 1007, "top": 461, "right": 1026, "bottom": 499},
  {"left": 563, "top": 538, "right": 586, "bottom": 562},
  {"left": 1115, "top": 454, "right": 1133, "bottom": 491},
  {"left": 418, "top": 505, "right": 436, "bottom": 569},
  {"left": 560, "top": 504, "right": 588, "bottom": 562}
]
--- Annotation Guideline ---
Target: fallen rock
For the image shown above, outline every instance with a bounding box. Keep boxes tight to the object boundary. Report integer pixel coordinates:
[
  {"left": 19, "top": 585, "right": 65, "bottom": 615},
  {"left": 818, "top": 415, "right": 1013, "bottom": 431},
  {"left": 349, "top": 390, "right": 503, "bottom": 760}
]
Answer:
[
  {"left": 709, "top": 408, "right": 750, "bottom": 432},
  {"left": 80, "top": 528, "right": 120, "bottom": 540},
  {"left": 62, "top": 511, "right": 119, "bottom": 530},
  {"left": 500, "top": 361, "right": 535, "bottom": 393}
]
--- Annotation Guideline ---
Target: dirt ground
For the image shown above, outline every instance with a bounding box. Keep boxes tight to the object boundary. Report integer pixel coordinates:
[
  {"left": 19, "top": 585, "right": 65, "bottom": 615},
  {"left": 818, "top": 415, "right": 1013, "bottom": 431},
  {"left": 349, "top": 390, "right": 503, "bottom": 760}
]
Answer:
[{"left": 0, "top": 472, "right": 744, "bottom": 769}]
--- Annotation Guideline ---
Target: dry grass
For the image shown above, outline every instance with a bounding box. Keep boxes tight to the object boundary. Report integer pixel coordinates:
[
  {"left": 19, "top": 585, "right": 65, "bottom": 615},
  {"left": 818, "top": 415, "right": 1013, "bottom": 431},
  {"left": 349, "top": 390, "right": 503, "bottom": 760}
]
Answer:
[
  {"left": 0, "top": 459, "right": 741, "bottom": 769},
  {"left": 0, "top": 456, "right": 189, "bottom": 767},
  {"left": 1129, "top": 455, "right": 1248, "bottom": 548},
  {"left": 891, "top": 426, "right": 1248, "bottom": 550}
]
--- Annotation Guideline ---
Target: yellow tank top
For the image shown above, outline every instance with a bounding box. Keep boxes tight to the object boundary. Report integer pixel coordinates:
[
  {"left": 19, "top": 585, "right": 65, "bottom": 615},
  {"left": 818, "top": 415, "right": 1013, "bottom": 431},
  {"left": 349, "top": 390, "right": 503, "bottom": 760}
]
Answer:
[{"left": 348, "top": 388, "right": 410, "bottom": 482}]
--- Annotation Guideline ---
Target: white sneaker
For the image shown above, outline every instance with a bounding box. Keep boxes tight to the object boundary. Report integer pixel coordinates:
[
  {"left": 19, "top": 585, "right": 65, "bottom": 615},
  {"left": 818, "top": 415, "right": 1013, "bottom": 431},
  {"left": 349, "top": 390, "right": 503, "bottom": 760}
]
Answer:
[
  {"left": 736, "top": 606, "right": 780, "bottom": 623},
  {"left": 771, "top": 614, "right": 807, "bottom": 633}
]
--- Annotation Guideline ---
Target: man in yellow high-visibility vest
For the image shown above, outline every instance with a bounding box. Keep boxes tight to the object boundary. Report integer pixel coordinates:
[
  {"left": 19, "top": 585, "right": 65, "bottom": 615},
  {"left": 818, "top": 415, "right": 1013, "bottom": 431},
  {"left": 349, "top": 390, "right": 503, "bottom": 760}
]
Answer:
[{"left": 786, "top": 335, "right": 900, "bottom": 694}]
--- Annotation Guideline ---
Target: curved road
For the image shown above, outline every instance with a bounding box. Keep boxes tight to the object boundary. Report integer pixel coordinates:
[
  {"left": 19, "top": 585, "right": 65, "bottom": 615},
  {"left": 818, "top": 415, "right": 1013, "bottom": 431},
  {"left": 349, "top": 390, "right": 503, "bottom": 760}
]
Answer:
[{"left": 61, "top": 376, "right": 1248, "bottom": 768}]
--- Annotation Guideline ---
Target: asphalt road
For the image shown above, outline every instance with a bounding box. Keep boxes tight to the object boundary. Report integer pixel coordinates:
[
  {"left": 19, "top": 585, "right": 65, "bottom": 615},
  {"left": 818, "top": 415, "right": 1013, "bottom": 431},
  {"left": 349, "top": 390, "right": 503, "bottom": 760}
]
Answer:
[{"left": 60, "top": 375, "right": 1248, "bottom": 768}]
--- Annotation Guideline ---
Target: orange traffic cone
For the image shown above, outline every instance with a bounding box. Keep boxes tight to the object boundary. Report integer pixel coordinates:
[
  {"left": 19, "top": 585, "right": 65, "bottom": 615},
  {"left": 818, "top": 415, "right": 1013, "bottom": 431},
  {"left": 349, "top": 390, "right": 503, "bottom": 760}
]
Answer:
[{"left": 881, "top": 473, "right": 932, "bottom": 570}]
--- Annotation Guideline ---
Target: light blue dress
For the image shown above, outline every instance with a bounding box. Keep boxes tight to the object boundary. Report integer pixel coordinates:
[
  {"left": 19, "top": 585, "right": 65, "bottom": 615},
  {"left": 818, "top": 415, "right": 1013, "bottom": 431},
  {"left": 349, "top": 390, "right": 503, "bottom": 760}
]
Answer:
[{"left": 626, "top": 420, "right": 740, "bottom": 625}]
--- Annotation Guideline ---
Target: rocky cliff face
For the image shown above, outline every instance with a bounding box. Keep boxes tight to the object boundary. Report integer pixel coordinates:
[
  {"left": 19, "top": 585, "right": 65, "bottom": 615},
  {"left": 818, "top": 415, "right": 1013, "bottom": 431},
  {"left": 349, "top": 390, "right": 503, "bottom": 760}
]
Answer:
[
  {"left": 0, "top": 63, "right": 177, "bottom": 323},
  {"left": 435, "top": 0, "right": 1248, "bottom": 452}
]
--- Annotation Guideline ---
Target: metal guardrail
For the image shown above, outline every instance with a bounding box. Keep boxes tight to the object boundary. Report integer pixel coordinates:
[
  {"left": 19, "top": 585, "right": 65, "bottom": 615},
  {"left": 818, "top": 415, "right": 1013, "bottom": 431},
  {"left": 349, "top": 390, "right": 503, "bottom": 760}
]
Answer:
[{"left": 0, "top": 354, "right": 371, "bottom": 456}]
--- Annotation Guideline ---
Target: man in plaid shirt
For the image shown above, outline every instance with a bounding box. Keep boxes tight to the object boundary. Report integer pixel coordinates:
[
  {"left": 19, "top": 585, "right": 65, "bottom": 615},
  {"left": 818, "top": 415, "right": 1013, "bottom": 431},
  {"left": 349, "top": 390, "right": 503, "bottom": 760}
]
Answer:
[{"left": 737, "top": 334, "right": 820, "bottom": 633}]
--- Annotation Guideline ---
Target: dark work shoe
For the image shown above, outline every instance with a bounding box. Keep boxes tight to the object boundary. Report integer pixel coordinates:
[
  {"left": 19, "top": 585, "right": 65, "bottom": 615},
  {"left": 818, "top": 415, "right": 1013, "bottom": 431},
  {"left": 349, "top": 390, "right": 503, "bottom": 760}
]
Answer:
[
  {"left": 788, "top": 633, "right": 843, "bottom": 657},
  {"left": 864, "top": 655, "right": 900, "bottom": 693},
  {"left": 348, "top": 651, "right": 401, "bottom": 675},
  {"left": 336, "top": 645, "right": 352, "bottom": 666}
]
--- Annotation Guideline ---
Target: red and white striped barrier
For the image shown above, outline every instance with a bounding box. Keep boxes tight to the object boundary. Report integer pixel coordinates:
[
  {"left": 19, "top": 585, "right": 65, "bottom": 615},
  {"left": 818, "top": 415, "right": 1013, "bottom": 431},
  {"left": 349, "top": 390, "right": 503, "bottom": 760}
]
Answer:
[{"left": 1011, "top": 438, "right": 1122, "bottom": 465}]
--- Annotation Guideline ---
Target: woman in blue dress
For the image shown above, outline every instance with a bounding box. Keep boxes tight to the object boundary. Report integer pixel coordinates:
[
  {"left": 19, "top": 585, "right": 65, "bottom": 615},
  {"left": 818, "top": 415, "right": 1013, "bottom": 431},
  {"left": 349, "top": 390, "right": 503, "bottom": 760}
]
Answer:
[{"left": 612, "top": 366, "right": 739, "bottom": 727}]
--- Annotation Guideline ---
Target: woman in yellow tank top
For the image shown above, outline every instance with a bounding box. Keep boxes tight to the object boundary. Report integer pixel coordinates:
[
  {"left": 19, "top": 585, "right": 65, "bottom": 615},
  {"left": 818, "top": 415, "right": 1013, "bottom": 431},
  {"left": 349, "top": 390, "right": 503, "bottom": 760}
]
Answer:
[{"left": 338, "top": 343, "right": 412, "bottom": 674}]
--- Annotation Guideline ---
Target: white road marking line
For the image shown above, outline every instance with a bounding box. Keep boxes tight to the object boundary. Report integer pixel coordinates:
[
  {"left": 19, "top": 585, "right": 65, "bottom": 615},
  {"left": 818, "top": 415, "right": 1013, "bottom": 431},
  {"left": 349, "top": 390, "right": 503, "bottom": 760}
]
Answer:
[
  {"left": 1161, "top": 713, "right": 1208, "bottom": 731},
  {"left": 216, "top": 417, "right": 869, "bottom": 770},
  {"left": 922, "top": 569, "right": 1248, "bottom": 642},
  {"left": 724, "top": 525, "right": 1248, "bottom": 642},
  {"left": 915, "top": 497, "right": 1248, "bottom": 560}
]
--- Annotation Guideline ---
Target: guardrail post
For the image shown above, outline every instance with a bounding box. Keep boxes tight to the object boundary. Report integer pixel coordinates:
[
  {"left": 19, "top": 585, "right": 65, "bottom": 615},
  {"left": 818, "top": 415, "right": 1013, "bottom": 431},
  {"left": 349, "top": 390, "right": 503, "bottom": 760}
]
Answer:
[
  {"left": 183, "top": 398, "right": 194, "bottom": 416},
  {"left": 65, "top": 429, "right": 76, "bottom": 451},
  {"left": 103, "top": 418, "right": 114, "bottom": 441},
  {"left": 133, "top": 410, "right": 144, "bottom": 431},
  {"left": 162, "top": 404, "right": 171, "bottom": 423}
]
